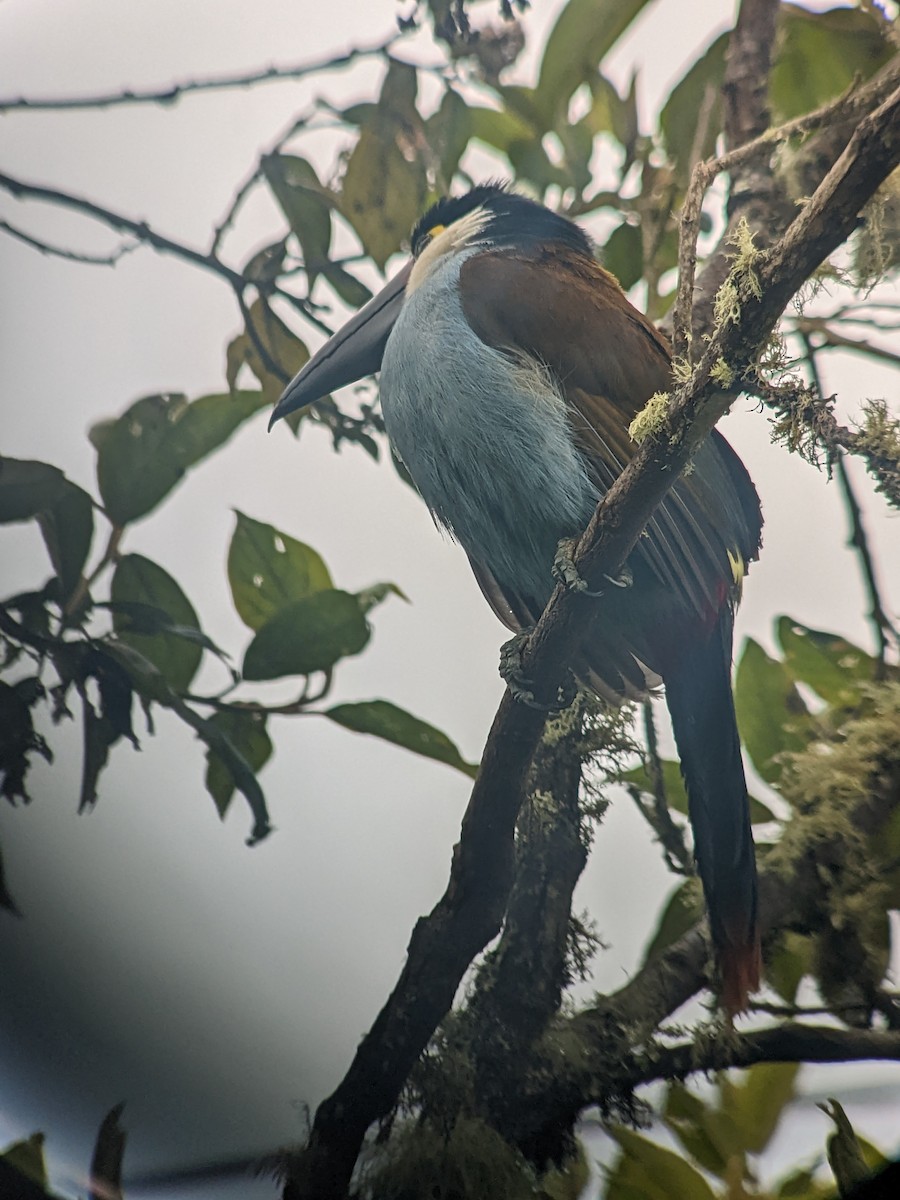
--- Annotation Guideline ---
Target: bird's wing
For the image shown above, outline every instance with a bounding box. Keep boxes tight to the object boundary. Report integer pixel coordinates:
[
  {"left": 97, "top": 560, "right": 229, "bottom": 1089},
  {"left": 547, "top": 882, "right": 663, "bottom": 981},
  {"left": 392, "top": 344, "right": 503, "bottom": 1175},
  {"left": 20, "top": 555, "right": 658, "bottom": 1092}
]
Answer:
[{"left": 459, "top": 245, "right": 763, "bottom": 631}]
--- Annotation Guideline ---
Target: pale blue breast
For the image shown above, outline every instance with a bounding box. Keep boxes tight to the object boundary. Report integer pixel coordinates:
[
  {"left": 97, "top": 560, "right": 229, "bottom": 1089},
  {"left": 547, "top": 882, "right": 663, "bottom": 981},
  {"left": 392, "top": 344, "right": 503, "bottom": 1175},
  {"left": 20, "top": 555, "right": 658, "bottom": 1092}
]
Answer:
[{"left": 379, "top": 251, "right": 598, "bottom": 605}]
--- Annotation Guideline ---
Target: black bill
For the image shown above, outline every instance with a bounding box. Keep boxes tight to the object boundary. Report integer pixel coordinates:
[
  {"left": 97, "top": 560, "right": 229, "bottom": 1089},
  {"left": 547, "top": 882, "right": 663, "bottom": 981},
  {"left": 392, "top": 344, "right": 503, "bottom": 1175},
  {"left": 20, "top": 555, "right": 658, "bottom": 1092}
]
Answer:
[{"left": 268, "top": 260, "right": 412, "bottom": 430}]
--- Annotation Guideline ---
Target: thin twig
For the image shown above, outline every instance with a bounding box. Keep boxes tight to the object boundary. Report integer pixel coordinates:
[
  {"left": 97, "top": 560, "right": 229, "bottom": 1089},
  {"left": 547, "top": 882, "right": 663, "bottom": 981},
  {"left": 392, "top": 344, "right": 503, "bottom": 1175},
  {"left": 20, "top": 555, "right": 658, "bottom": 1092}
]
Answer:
[
  {"left": 801, "top": 334, "right": 898, "bottom": 672},
  {"left": 0, "top": 170, "right": 246, "bottom": 288},
  {"left": 0, "top": 219, "right": 138, "bottom": 266},
  {"left": 0, "top": 41, "right": 394, "bottom": 113},
  {"left": 834, "top": 450, "right": 898, "bottom": 675},
  {"left": 209, "top": 104, "right": 320, "bottom": 256},
  {"left": 794, "top": 318, "right": 900, "bottom": 368},
  {"left": 634, "top": 701, "right": 691, "bottom": 874},
  {"left": 671, "top": 58, "right": 900, "bottom": 356}
]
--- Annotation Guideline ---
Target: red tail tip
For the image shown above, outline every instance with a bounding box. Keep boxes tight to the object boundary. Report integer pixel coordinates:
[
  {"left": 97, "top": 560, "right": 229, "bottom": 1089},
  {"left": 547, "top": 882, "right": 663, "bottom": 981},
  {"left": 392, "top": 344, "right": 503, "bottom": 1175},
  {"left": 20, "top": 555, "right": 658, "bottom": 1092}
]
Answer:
[{"left": 719, "top": 935, "right": 762, "bottom": 1017}]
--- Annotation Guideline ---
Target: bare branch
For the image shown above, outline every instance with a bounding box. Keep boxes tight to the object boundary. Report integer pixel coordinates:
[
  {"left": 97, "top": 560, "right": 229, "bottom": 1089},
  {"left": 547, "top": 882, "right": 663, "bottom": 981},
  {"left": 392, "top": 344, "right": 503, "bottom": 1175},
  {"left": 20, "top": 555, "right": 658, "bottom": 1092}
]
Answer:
[
  {"left": 0, "top": 218, "right": 137, "bottom": 266},
  {"left": 0, "top": 170, "right": 246, "bottom": 288},
  {"left": 669, "top": 52, "right": 900, "bottom": 347},
  {"left": 794, "top": 318, "right": 900, "bottom": 369},
  {"left": 638, "top": 700, "right": 691, "bottom": 874},
  {"left": 800, "top": 336, "right": 898, "bottom": 671},
  {"left": 640, "top": 1023, "right": 900, "bottom": 1084},
  {"left": 0, "top": 42, "right": 393, "bottom": 113}
]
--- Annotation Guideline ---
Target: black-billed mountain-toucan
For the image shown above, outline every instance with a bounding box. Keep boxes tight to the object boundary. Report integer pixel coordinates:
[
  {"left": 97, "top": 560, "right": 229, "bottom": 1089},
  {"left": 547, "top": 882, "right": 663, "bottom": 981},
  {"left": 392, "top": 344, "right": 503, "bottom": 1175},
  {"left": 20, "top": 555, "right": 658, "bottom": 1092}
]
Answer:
[{"left": 271, "top": 183, "right": 764, "bottom": 1013}]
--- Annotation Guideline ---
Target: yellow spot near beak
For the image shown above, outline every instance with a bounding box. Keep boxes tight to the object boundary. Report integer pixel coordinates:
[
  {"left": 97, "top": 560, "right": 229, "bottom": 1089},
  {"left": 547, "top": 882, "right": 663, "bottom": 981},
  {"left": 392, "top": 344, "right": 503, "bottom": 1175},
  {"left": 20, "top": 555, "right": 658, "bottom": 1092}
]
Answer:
[{"left": 727, "top": 549, "right": 745, "bottom": 584}]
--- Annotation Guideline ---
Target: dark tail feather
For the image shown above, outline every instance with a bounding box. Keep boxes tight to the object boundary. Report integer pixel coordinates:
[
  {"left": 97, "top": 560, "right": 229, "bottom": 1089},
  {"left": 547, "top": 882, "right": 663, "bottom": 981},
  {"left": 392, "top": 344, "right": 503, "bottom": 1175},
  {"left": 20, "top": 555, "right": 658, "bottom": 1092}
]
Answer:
[{"left": 663, "top": 606, "right": 760, "bottom": 1015}]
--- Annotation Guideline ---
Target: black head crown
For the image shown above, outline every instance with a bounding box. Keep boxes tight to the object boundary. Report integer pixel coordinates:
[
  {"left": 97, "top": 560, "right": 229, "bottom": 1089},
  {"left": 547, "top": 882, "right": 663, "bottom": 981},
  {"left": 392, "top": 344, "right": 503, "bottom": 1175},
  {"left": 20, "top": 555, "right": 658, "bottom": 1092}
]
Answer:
[{"left": 410, "top": 182, "right": 593, "bottom": 258}]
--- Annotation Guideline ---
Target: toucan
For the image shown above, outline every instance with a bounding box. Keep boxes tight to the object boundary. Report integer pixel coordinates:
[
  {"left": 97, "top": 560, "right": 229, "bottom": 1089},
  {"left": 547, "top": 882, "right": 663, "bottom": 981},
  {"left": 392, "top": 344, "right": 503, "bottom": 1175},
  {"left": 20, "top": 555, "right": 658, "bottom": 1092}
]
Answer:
[{"left": 270, "top": 183, "right": 763, "bottom": 1013}]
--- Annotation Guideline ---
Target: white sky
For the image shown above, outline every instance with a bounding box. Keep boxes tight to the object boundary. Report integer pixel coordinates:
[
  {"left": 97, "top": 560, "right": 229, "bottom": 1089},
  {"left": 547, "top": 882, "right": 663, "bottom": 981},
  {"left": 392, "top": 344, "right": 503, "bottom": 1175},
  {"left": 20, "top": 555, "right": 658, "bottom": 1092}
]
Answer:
[{"left": 1, "top": 2, "right": 898, "bottom": 1197}]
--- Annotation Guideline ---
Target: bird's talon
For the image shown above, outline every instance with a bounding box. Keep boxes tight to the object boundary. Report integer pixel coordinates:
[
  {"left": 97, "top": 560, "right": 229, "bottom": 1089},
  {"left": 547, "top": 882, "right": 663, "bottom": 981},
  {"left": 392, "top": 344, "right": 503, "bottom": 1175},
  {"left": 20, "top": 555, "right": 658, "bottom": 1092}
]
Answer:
[
  {"left": 604, "top": 566, "right": 633, "bottom": 590},
  {"left": 552, "top": 538, "right": 587, "bottom": 592},
  {"left": 499, "top": 634, "right": 576, "bottom": 712},
  {"left": 553, "top": 538, "right": 613, "bottom": 598}
]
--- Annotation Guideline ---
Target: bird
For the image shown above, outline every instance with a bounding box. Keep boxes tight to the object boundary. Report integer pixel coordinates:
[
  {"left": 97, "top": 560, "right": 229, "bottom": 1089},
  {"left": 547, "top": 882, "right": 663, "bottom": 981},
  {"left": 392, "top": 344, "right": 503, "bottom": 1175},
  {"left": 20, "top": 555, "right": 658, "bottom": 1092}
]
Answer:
[{"left": 270, "top": 182, "right": 763, "bottom": 1014}]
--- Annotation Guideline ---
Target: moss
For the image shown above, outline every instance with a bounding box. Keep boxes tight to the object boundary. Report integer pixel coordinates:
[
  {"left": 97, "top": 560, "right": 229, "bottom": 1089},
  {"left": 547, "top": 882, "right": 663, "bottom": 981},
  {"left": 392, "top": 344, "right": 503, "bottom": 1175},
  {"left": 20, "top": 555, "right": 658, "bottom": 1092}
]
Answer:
[
  {"left": 358, "top": 1116, "right": 538, "bottom": 1200},
  {"left": 670, "top": 356, "right": 694, "bottom": 385},
  {"left": 764, "top": 684, "right": 900, "bottom": 970},
  {"left": 853, "top": 170, "right": 899, "bottom": 292},
  {"left": 856, "top": 399, "right": 900, "bottom": 478},
  {"left": 710, "top": 357, "right": 735, "bottom": 387},
  {"left": 628, "top": 391, "right": 671, "bottom": 444},
  {"left": 713, "top": 217, "right": 762, "bottom": 329}
]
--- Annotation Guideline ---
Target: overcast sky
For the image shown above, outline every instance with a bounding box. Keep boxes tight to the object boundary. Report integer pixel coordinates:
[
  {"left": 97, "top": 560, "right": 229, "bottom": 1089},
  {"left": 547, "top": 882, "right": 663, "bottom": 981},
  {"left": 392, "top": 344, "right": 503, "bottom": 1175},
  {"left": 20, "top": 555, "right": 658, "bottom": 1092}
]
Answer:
[{"left": 1, "top": 2, "right": 898, "bottom": 1197}]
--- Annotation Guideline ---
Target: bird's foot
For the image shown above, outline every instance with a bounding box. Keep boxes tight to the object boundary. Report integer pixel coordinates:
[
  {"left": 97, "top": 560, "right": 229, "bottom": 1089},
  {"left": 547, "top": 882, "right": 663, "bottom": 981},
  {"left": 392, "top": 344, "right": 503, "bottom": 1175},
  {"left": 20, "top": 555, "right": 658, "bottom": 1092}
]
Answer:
[
  {"left": 499, "top": 632, "right": 577, "bottom": 712},
  {"left": 552, "top": 538, "right": 633, "bottom": 596}
]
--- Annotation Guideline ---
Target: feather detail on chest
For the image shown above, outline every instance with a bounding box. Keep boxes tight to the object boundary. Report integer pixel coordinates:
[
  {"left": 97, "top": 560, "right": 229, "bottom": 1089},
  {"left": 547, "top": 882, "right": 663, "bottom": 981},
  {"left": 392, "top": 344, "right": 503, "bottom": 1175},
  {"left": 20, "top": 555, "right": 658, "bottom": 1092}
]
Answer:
[{"left": 379, "top": 251, "right": 598, "bottom": 604}]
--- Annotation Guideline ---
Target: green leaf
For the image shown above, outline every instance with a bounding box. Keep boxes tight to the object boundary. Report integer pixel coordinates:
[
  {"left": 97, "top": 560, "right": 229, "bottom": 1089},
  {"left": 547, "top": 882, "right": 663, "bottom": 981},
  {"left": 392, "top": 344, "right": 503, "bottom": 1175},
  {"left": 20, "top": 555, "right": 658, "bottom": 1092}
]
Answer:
[
  {"left": 767, "top": 931, "right": 814, "bottom": 1003},
  {"left": 621, "top": 757, "right": 689, "bottom": 815},
  {"left": 771, "top": 5, "right": 894, "bottom": 123},
  {"left": 606, "top": 1127, "right": 717, "bottom": 1200},
  {"left": 242, "top": 238, "right": 288, "bottom": 288},
  {"left": 603, "top": 221, "right": 644, "bottom": 291},
  {"left": 78, "top": 646, "right": 138, "bottom": 810},
  {"left": 355, "top": 580, "right": 409, "bottom": 614},
  {"left": 720, "top": 1062, "right": 800, "bottom": 1155},
  {"left": 36, "top": 479, "right": 94, "bottom": 604},
  {"left": 204, "top": 709, "right": 272, "bottom": 818},
  {"left": 242, "top": 589, "right": 370, "bottom": 680},
  {"left": 262, "top": 154, "right": 333, "bottom": 283},
  {"left": 578, "top": 72, "right": 624, "bottom": 139},
  {"left": 0, "top": 457, "right": 67, "bottom": 523},
  {"left": 111, "top": 554, "right": 203, "bottom": 691},
  {"left": 340, "top": 61, "right": 427, "bottom": 269},
  {"left": 664, "top": 1083, "right": 743, "bottom": 1180},
  {"left": 0, "top": 1133, "right": 48, "bottom": 1188},
  {"left": 95, "top": 393, "right": 189, "bottom": 525},
  {"left": 535, "top": 0, "right": 653, "bottom": 127},
  {"left": 427, "top": 88, "right": 472, "bottom": 188},
  {"left": 168, "top": 389, "right": 270, "bottom": 470},
  {"left": 777, "top": 1166, "right": 827, "bottom": 1198},
  {"left": 228, "top": 511, "right": 332, "bottom": 631},
  {"left": 641, "top": 879, "right": 704, "bottom": 966},
  {"left": 225, "top": 299, "right": 309, "bottom": 402},
  {"left": 325, "top": 700, "right": 478, "bottom": 777},
  {"left": 556, "top": 119, "right": 596, "bottom": 193},
  {"left": 660, "top": 33, "right": 727, "bottom": 183},
  {"left": 777, "top": 617, "right": 876, "bottom": 709},
  {"left": 107, "top": 640, "right": 271, "bottom": 844},
  {"left": 468, "top": 104, "right": 536, "bottom": 154},
  {"left": 0, "top": 677, "right": 51, "bottom": 805},
  {"left": 323, "top": 263, "right": 373, "bottom": 308},
  {"left": 622, "top": 759, "right": 775, "bottom": 825},
  {"left": 734, "top": 638, "right": 813, "bottom": 785},
  {"left": 94, "top": 390, "right": 266, "bottom": 526}
]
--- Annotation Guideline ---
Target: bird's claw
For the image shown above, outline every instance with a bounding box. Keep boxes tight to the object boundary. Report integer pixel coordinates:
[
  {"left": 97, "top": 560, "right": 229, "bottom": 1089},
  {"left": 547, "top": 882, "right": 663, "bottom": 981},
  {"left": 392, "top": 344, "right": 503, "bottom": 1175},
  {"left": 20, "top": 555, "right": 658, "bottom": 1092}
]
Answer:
[
  {"left": 552, "top": 538, "right": 632, "bottom": 596},
  {"left": 499, "top": 633, "right": 577, "bottom": 712}
]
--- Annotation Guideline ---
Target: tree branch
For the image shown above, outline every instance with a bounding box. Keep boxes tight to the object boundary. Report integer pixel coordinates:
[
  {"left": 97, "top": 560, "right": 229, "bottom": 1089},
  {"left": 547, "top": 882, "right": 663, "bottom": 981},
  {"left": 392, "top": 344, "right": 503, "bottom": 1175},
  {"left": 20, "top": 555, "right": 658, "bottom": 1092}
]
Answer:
[
  {"left": 639, "top": 1023, "right": 900, "bottom": 1084},
  {"left": 0, "top": 170, "right": 246, "bottom": 288},
  {"left": 0, "top": 218, "right": 138, "bottom": 266},
  {"left": 0, "top": 43, "right": 393, "bottom": 113},
  {"left": 669, "top": 50, "right": 900, "bottom": 347}
]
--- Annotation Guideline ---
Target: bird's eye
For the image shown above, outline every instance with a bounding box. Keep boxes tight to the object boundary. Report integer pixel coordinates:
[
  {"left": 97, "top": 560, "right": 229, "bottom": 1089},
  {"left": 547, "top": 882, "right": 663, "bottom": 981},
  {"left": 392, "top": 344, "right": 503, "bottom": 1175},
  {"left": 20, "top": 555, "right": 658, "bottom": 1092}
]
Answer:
[{"left": 413, "top": 223, "right": 445, "bottom": 257}]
